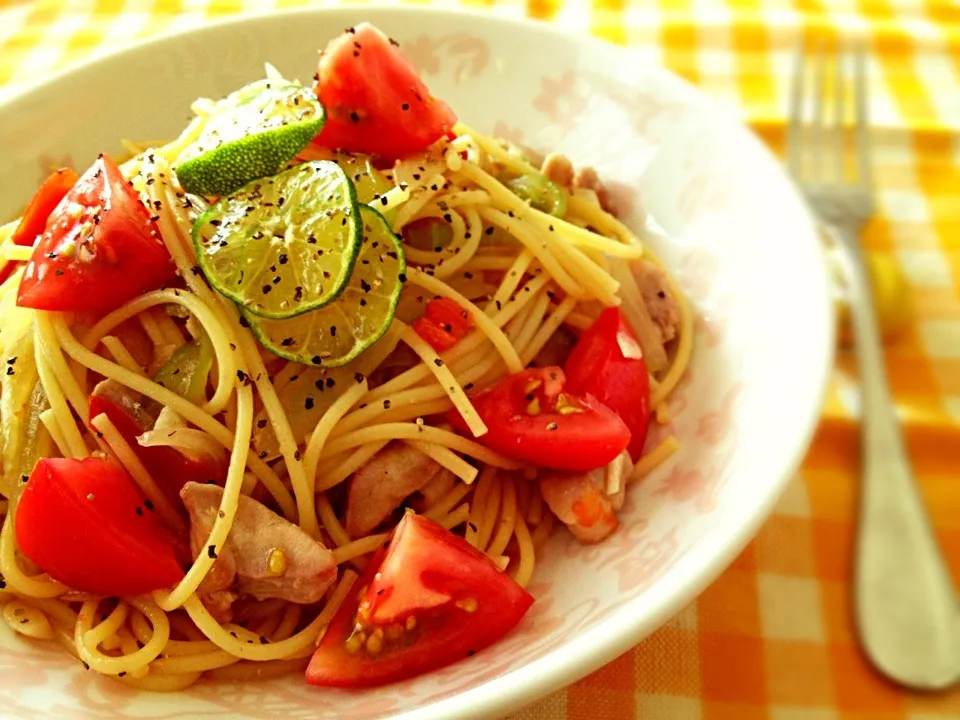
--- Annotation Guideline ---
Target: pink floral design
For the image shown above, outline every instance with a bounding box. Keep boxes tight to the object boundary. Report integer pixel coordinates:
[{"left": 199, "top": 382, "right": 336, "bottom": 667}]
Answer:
[
  {"left": 614, "top": 527, "right": 679, "bottom": 592},
  {"left": 533, "top": 71, "right": 588, "bottom": 130},
  {"left": 696, "top": 383, "right": 742, "bottom": 445},
  {"left": 36, "top": 153, "right": 75, "bottom": 183},
  {"left": 401, "top": 34, "right": 490, "bottom": 81},
  {"left": 654, "top": 466, "right": 706, "bottom": 503},
  {"left": 694, "top": 448, "right": 736, "bottom": 513},
  {"left": 491, "top": 121, "right": 525, "bottom": 146}
]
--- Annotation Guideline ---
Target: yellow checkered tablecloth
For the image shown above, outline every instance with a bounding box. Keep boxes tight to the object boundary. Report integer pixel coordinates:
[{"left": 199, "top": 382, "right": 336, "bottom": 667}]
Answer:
[{"left": 2, "top": 0, "right": 960, "bottom": 718}]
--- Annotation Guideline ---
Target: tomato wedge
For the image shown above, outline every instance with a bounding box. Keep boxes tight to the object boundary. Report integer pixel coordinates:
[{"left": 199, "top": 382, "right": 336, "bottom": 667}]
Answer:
[
  {"left": 89, "top": 380, "right": 225, "bottom": 511},
  {"left": 412, "top": 297, "right": 474, "bottom": 353},
  {"left": 312, "top": 23, "right": 458, "bottom": 159},
  {"left": 16, "top": 154, "right": 175, "bottom": 313},
  {"left": 448, "top": 367, "right": 630, "bottom": 471},
  {"left": 564, "top": 308, "right": 652, "bottom": 461},
  {"left": 15, "top": 457, "right": 184, "bottom": 596},
  {"left": 11, "top": 168, "right": 79, "bottom": 247},
  {"left": 306, "top": 513, "right": 533, "bottom": 687}
]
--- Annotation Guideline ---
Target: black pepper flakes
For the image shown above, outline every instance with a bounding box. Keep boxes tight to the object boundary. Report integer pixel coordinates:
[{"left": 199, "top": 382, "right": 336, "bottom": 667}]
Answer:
[
  {"left": 354, "top": 372, "right": 364, "bottom": 383},
  {"left": 434, "top": 358, "right": 444, "bottom": 367},
  {"left": 383, "top": 400, "right": 391, "bottom": 410},
  {"left": 305, "top": 397, "right": 315, "bottom": 410},
  {"left": 257, "top": 418, "right": 268, "bottom": 429},
  {"left": 145, "top": 499, "right": 154, "bottom": 511},
  {"left": 294, "top": 450, "right": 302, "bottom": 461},
  {"left": 208, "top": 545, "right": 218, "bottom": 559}
]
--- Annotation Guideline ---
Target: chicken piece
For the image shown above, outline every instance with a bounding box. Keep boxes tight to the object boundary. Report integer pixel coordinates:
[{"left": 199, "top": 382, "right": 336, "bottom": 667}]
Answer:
[
  {"left": 539, "top": 451, "right": 633, "bottom": 544},
  {"left": 634, "top": 259, "right": 682, "bottom": 344},
  {"left": 345, "top": 442, "right": 445, "bottom": 537},
  {"left": 417, "top": 468, "right": 456, "bottom": 511},
  {"left": 541, "top": 153, "right": 574, "bottom": 188},
  {"left": 181, "top": 482, "right": 337, "bottom": 623},
  {"left": 572, "top": 166, "right": 613, "bottom": 216}
]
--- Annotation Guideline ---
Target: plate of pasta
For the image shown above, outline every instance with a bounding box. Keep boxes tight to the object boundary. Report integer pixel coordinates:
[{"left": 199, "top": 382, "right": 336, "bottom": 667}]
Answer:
[{"left": 0, "top": 6, "right": 832, "bottom": 720}]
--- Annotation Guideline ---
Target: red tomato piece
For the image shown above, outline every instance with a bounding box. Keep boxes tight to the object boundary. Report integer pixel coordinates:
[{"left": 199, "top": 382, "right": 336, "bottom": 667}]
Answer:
[
  {"left": 411, "top": 318, "right": 459, "bottom": 353},
  {"left": 564, "top": 308, "right": 651, "bottom": 461},
  {"left": 89, "top": 381, "right": 225, "bottom": 512},
  {"left": 306, "top": 513, "right": 533, "bottom": 688},
  {"left": 16, "top": 154, "right": 175, "bottom": 313},
  {"left": 312, "top": 23, "right": 458, "bottom": 159},
  {"left": 448, "top": 367, "right": 631, "bottom": 471},
  {"left": 413, "top": 297, "right": 474, "bottom": 352},
  {"left": 11, "top": 168, "right": 79, "bottom": 247},
  {"left": 15, "top": 457, "right": 184, "bottom": 596},
  {"left": 424, "top": 297, "right": 473, "bottom": 337}
]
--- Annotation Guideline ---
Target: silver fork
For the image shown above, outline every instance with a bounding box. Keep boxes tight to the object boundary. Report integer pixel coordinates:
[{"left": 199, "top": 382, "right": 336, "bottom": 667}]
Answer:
[{"left": 787, "top": 43, "right": 960, "bottom": 690}]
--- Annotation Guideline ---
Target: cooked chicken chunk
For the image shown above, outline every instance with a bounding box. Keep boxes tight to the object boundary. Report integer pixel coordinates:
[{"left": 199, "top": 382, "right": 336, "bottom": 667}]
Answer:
[
  {"left": 181, "top": 482, "right": 337, "bottom": 623},
  {"left": 417, "top": 468, "right": 456, "bottom": 510},
  {"left": 539, "top": 451, "right": 633, "bottom": 544},
  {"left": 634, "top": 259, "right": 682, "bottom": 344},
  {"left": 345, "top": 442, "right": 446, "bottom": 537},
  {"left": 572, "top": 167, "right": 611, "bottom": 214},
  {"left": 539, "top": 153, "right": 615, "bottom": 215},
  {"left": 541, "top": 153, "right": 574, "bottom": 188}
]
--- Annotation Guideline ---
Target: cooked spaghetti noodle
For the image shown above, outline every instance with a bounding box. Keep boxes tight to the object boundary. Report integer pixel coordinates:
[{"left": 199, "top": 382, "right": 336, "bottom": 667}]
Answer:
[{"left": 0, "top": 73, "right": 690, "bottom": 688}]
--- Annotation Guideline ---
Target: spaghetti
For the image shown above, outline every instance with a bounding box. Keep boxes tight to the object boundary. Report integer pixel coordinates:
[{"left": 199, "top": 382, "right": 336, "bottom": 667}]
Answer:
[{"left": 0, "top": 73, "right": 691, "bottom": 690}]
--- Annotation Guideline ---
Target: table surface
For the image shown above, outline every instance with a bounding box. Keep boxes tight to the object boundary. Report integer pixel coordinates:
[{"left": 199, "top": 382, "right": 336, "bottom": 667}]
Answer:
[{"left": 2, "top": 1, "right": 960, "bottom": 718}]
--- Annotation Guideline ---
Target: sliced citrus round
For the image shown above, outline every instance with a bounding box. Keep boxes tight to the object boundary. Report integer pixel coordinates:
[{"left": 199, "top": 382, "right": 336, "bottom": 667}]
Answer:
[
  {"left": 193, "top": 160, "right": 360, "bottom": 319},
  {"left": 175, "top": 80, "right": 326, "bottom": 197},
  {"left": 331, "top": 151, "right": 393, "bottom": 205},
  {"left": 245, "top": 205, "right": 406, "bottom": 367}
]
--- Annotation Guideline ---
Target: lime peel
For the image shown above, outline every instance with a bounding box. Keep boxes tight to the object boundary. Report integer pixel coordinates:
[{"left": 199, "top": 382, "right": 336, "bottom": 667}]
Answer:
[{"left": 176, "top": 79, "right": 326, "bottom": 197}]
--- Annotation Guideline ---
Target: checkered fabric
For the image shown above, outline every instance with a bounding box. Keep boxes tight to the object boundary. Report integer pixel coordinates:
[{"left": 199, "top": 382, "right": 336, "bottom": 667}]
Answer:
[{"left": 2, "top": 1, "right": 959, "bottom": 718}]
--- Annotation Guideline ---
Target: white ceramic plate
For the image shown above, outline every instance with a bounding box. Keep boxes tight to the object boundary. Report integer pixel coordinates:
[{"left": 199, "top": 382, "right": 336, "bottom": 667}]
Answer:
[{"left": 0, "top": 6, "right": 833, "bottom": 719}]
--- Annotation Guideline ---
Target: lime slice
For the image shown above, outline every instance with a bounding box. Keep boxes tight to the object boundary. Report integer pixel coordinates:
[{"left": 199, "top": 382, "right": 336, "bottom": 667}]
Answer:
[
  {"left": 245, "top": 206, "right": 406, "bottom": 366},
  {"left": 331, "top": 151, "right": 393, "bottom": 205},
  {"left": 194, "top": 160, "right": 361, "bottom": 319},
  {"left": 176, "top": 79, "right": 326, "bottom": 197}
]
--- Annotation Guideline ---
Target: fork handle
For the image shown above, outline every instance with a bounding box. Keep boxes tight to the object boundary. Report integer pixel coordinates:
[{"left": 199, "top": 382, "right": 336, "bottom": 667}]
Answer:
[{"left": 839, "top": 222, "right": 960, "bottom": 689}]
